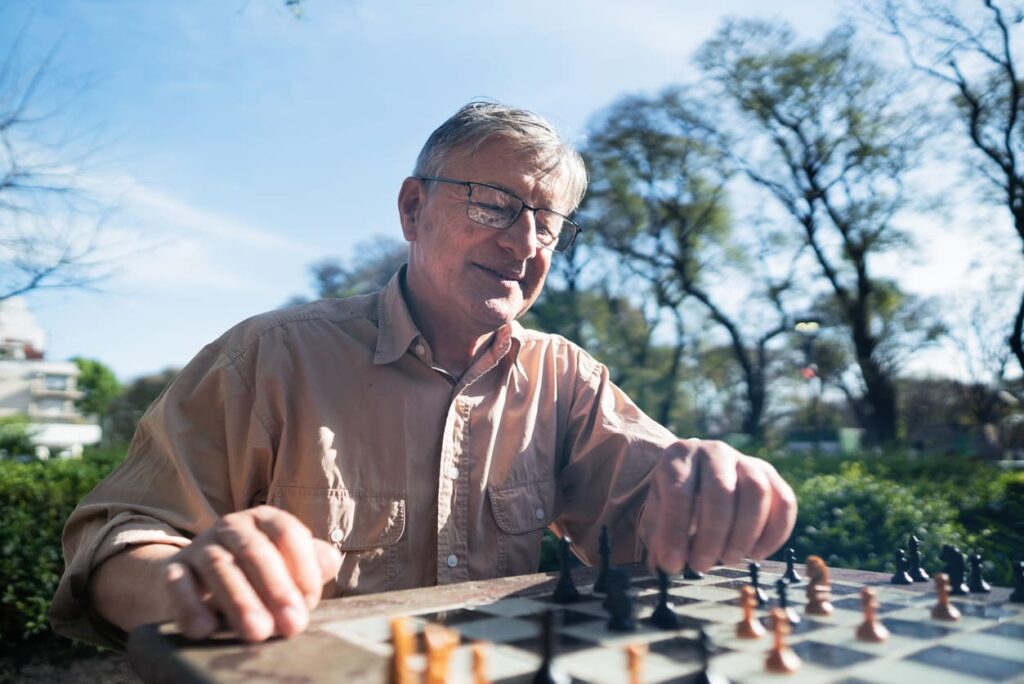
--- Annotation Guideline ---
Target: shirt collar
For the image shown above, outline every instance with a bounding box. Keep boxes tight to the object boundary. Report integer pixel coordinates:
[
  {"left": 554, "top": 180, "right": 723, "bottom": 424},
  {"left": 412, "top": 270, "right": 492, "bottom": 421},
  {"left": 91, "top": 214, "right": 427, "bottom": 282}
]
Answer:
[{"left": 374, "top": 265, "right": 422, "bottom": 365}]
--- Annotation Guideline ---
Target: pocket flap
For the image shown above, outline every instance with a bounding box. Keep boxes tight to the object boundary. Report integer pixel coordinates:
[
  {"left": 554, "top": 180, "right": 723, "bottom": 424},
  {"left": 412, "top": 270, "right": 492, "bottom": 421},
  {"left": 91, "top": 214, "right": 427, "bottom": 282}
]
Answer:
[
  {"left": 488, "top": 480, "right": 554, "bottom": 535},
  {"left": 271, "top": 486, "right": 405, "bottom": 551}
]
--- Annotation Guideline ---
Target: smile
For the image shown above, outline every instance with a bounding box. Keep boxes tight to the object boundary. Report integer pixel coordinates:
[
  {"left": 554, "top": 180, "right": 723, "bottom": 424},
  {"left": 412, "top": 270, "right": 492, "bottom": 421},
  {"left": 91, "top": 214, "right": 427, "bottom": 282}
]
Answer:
[{"left": 476, "top": 264, "right": 524, "bottom": 282}]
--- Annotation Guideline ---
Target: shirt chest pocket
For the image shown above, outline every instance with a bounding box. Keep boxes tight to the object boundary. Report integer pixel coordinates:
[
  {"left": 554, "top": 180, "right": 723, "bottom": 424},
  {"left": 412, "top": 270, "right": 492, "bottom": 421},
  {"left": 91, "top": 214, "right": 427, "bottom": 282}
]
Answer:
[
  {"left": 488, "top": 478, "right": 555, "bottom": 577},
  {"left": 270, "top": 486, "right": 406, "bottom": 595}
]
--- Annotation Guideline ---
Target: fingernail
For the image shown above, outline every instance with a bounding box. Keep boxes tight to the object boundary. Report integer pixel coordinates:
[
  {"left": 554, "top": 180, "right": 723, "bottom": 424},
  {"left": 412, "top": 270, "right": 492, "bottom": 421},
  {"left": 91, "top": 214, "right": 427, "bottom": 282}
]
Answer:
[{"left": 245, "top": 611, "right": 274, "bottom": 640}]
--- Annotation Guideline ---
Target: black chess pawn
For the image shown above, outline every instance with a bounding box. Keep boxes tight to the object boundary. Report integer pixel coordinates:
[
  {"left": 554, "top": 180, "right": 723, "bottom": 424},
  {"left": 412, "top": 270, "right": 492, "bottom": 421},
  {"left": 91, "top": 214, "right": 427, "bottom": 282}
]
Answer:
[
  {"left": 1010, "top": 560, "right": 1024, "bottom": 604},
  {"left": 967, "top": 553, "right": 991, "bottom": 593},
  {"left": 532, "top": 610, "right": 571, "bottom": 684},
  {"left": 593, "top": 525, "right": 611, "bottom": 595},
  {"left": 940, "top": 544, "right": 970, "bottom": 596},
  {"left": 775, "top": 578, "right": 800, "bottom": 625},
  {"left": 908, "top": 534, "right": 929, "bottom": 582},
  {"left": 649, "top": 568, "right": 680, "bottom": 629},
  {"left": 748, "top": 561, "right": 768, "bottom": 607},
  {"left": 782, "top": 548, "right": 802, "bottom": 584},
  {"left": 891, "top": 548, "right": 913, "bottom": 585},
  {"left": 603, "top": 568, "right": 636, "bottom": 632},
  {"left": 683, "top": 565, "right": 704, "bottom": 580},
  {"left": 552, "top": 536, "right": 581, "bottom": 604},
  {"left": 694, "top": 627, "right": 730, "bottom": 684}
]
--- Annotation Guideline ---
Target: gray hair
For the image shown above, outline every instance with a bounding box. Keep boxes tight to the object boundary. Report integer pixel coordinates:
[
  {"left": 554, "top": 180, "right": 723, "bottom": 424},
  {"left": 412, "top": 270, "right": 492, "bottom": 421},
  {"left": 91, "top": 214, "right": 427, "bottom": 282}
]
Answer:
[{"left": 413, "top": 101, "right": 588, "bottom": 210}]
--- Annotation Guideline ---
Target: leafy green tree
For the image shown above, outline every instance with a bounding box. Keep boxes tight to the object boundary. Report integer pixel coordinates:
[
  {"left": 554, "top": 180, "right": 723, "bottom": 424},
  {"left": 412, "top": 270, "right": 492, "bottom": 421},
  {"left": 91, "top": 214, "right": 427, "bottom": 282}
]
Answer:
[
  {"left": 878, "top": 0, "right": 1024, "bottom": 377},
  {"left": 104, "top": 368, "right": 179, "bottom": 445},
  {"left": 285, "top": 237, "right": 407, "bottom": 306},
  {"left": 71, "top": 357, "right": 121, "bottom": 417},
  {"left": 0, "top": 415, "right": 35, "bottom": 457},
  {"left": 580, "top": 90, "right": 802, "bottom": 440},
  {"left": 696, "top": 21, "right": 938, "bottom": 444}
]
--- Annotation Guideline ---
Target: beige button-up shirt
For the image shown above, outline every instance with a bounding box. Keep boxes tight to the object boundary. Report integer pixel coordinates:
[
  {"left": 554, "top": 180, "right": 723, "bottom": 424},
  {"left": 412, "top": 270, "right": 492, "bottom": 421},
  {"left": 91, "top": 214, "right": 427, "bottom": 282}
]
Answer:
[{"left": 51, "top": 269, "right": 677, "bottom": 647}]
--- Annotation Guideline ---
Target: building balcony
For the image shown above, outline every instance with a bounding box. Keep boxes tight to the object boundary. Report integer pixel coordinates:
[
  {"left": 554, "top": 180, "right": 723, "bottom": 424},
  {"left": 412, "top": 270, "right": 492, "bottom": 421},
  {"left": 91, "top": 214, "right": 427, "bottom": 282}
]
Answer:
[{"left": 29, "top": 384, "right": 84, "bottom": 400}]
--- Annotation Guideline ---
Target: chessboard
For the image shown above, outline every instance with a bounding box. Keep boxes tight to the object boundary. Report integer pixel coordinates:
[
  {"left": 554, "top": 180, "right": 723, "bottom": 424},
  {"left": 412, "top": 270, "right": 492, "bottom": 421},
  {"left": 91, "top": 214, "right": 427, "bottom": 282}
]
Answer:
[{"left": 126, "top": 560, "right": 1024, "bottom": 684}]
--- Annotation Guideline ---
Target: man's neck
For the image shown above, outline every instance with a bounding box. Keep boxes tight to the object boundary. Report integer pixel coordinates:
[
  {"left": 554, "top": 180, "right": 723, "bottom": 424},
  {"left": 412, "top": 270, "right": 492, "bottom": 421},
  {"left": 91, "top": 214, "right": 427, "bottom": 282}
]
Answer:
[{"left": 400, "top": 277, "right": 497, "bottom": 377}]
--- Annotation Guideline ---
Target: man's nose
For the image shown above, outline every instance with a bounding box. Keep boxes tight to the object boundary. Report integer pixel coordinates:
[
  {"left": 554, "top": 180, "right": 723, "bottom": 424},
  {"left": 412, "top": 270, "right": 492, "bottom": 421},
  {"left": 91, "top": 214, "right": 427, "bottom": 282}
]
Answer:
[{"left": 498, "top": 208, "right": 541, "bottom": 260}]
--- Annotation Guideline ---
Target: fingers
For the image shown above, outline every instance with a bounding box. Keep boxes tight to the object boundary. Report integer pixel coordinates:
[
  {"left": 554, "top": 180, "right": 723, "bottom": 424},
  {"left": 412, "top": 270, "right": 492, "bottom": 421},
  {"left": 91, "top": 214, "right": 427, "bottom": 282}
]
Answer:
[
  {"left": 749, "top": 465, "right": 798, "bottom": 559},
  {"left": 688, "top": 445, "right": 737, "bottom": 571},
  {"left": 170, "top": 506, "right": 331, "bottom": 642},
  {"left": 165, "top": 561, "right": 217, "bottom": 639},
  {"left": 645, "top": 440, "right": 699, "bottom": 575},
  {"left": 644, "top": 440, "right": 798, "bottom": 575}
]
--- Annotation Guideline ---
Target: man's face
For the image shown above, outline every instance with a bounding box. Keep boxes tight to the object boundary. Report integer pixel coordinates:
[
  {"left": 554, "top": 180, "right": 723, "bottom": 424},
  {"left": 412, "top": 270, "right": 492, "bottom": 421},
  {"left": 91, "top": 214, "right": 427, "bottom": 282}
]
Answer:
[{"left": 400, "top": 136, "right": 573, "bottom": 342}]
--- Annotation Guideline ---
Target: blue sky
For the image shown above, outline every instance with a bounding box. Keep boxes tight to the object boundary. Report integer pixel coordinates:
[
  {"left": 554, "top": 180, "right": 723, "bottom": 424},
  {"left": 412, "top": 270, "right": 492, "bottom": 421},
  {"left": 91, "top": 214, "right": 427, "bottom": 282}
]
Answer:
[{"left": 3, "top": 0, "right": 1014, "bottom": 381}]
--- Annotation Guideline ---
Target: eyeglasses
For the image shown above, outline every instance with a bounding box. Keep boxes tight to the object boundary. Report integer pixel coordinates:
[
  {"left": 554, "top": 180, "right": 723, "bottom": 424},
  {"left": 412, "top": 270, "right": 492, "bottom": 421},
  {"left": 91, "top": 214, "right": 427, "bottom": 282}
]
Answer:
[{"left": 417, "top": 176, "right": 582, "bottom": 253}]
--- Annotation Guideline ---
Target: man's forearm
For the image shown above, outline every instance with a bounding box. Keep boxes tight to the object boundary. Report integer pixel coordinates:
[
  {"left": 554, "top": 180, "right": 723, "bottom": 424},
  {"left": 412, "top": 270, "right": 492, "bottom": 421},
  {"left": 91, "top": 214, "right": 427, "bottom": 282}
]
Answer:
[{"left": 89, "top": 544, "right": 180, "bottom": 632}]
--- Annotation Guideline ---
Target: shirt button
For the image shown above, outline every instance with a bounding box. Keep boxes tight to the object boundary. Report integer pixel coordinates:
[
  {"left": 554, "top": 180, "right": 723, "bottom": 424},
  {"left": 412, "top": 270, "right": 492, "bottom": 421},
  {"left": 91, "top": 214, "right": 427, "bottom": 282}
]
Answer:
[
  {"left": 447, "top": 554, "right": 459, "bottom": 568},
  {"left": 535, "top": 507, "right": 545, "bottom": 520},
  {"left": 330, "top": 528, "right": 343, "bottom": 543},
  {"left": 448, "top": 466, "right": 460, "bottom": 480},
  {"left": 414, "top": 343, "right": 426, "bottom": 356}
]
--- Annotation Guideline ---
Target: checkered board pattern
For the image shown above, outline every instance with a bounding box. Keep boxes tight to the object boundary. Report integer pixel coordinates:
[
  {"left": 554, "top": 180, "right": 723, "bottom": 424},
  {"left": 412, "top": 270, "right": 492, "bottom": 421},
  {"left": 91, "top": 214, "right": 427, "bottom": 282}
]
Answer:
[{"left": 318, "top": 567, "right": 1024, "bottom": 684}]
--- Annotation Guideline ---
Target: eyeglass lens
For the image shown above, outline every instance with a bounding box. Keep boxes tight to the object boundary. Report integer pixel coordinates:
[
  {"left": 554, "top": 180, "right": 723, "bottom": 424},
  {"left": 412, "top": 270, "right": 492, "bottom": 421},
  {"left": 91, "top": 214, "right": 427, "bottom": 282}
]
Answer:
[{"left": 467, "top": 184, "right": 572, "bottom": 251}]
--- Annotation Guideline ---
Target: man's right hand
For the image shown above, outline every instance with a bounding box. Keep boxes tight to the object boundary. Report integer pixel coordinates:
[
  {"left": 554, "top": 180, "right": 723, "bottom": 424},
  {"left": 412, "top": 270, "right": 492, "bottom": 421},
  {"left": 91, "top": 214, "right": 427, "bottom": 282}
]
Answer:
[{"left": 165, "top": 506, "right": 342, "bottom": 642}]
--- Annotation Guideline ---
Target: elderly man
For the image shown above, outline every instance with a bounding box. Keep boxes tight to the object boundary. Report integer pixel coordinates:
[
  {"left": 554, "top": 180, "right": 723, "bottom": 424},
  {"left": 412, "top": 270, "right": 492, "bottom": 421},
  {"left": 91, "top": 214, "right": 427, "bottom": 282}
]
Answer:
[{"left": 51, "top": 102, "right": 796, "bottom": 648}]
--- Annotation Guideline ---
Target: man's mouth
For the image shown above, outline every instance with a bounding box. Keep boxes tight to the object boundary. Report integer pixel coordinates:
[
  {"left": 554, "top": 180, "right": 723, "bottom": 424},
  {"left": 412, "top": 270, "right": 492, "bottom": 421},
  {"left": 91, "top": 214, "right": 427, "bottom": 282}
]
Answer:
[{"left": 476, "top": 264, "right": 524, "bottom": 282}]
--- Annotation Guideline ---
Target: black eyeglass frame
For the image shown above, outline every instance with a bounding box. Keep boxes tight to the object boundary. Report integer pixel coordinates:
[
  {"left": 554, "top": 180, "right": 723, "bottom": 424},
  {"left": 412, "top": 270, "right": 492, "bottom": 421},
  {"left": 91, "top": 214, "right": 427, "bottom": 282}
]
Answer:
[{"left": 416, "top": 176, "right": 582, "bottom": 253}]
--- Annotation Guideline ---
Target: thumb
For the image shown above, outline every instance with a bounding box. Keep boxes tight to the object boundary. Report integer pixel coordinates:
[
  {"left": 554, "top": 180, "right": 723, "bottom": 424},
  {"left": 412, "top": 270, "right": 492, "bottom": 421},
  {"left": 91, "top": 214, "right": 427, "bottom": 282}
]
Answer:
[{"left": 313, "top": 539, "right": 343, "bottom": 585}]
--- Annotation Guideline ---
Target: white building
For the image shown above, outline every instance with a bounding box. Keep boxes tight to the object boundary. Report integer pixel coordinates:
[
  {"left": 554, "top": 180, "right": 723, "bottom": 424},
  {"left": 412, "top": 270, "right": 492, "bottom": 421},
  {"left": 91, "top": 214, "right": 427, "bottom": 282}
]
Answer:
[{"left": 0, "top": 298, "right": 101, "bottom": 458}]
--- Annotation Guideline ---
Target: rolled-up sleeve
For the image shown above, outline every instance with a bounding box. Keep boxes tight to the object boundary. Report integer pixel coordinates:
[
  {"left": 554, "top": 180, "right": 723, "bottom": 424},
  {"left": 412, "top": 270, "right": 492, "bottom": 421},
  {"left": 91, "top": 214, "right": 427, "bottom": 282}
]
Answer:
[
  {"left": 553, "top": 349, "right": 677, "bottom": 566},
  {"left": 50, "top": 340, "right": 275, "bottom": 647}
]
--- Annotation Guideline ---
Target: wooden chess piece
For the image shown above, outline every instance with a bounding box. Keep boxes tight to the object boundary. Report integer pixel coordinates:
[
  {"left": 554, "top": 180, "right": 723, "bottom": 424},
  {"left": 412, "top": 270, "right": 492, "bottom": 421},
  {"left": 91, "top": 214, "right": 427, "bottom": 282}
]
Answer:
[
  {"left": 764, "top": 608, "right": 802, "bottom": 674},
  {"left": 855, "top": 587, "right": 890, "bottom": 642},
  {"left": 390, "top": 617, "right": 416, "bottom": 684},
  {"left": 552, "top": 535, "right": 581, "bottom": 604},
  {"left": 626, "top": 642, "right": 647, "bottom": 684},
  {"left": 775, "top": 578, "right": 800, "bottom": 625},
  {"left": 736, "top": 586, "right": 766, "bottom": 639},
  {"left": 891, "top": 549, "right": 913, "bottom": 585},
  {"left": 594, "top": 524, "right": 611, "bottom": 594},
  {"left": 471, "top": 643, "right": 490, "bottom": 684},
  {"left": 804, "top": 556, "right": 834, "bottom": 616},
  {"left": 533, "top": 610, "right": 571, "bottom": 684},
  {"left": 968, "top": 553, "right": 991, "bottom": 593},
  {"left": 908, "top": 534, "right": 929, "bottom": 582},
  {"left": 931, "top": 573, "right": 962, "bottom": 621},
  {"left": 424, "top": 624, "right": 460, "bottom": 684},
  {"left": 782, "top": 548, "right": 802, "bottom": 584},
  {"left": 649, "top": 568, "right": 681, "bottom": 629},
  {"left": 940, "top": 545, "right": 970, "bottom": 596},
  {"left": 748, "top": 561, "right": 768, "bottom": 607}
]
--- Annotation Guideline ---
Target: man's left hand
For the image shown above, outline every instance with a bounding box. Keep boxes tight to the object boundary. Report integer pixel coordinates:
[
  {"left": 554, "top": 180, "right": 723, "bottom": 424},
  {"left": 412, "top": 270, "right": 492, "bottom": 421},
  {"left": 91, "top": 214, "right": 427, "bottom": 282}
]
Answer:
[{"left": 639, "top": 439, "right": 797, "bottom": 574}]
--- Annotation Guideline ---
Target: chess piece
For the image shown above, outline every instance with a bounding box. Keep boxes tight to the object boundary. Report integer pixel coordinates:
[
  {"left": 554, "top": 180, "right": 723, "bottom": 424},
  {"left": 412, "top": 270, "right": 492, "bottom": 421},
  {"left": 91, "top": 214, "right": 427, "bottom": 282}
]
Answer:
[
  {"left": 804, "top": 556, "right": 833, "bottom": 616},
  {"left": 931, "top": 573, "right": 962, "bottom": 621},
  {"left": 603, "top": 568, "right": 637, "bottom": 632},
  {"left": 1012, "top": 560, "right": 1024, "bottom": 604},
  {"left": 764, "top": 608, "right": 802, "bottom": 674},
  {"left": 775, "top": 578, "right": 800, "bottom": 625},
  {"left": 626, "top": 642, "right": 647, "bottom": 684},
  {"left": 423, "top": 624, "right": 459, "bottom": 684},
  {"left": 684, "top": 565, "right": 705, "bottom": 580},
  {"left": 649, "top": 568, "right": 681, "bottom": 629},
  {"left": 891, "top": 548, "right": 913, "bottom": 585},
  {"left": 472, "top": 643, "right": 489, "bottom": 684},
  {"left": 908, "top": 534, "right": 929, "bottom": 582},
  {"left": 748, "top": 561, "right": 768, "bottom": 607},
  {"left": 968, "top": 553, "right": 991, "bottom": 593},
  {"left": 782, "top": 548, "right": 802, "bottom": 584},
  {"left": 390, "top": 617, "right": 416, "bottom": 684},
  {"left": 552, "top": 536, "right": 581, "bottom": 604},
  {"left": 855, "top": 587, "right": 890, "bottom": 642},
  {"left": 593, "top": 524, "right": 611, "bottom": 594},
  {"left": 736, "top": 586, "right": 766, "bottom": 639},
  {"left": 940, "top": 545, "right": 970, "bottom": 595},
  {"left": 533, "top": 610, "right": 570, "bottom": 684},
  {"left": 695, "top": 628, "right": 730, "bottom": 684}
]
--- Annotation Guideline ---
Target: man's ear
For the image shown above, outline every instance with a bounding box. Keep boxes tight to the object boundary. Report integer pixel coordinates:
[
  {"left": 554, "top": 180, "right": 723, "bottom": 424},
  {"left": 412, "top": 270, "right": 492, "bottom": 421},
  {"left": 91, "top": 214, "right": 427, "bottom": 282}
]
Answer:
[{"left": 398, "top": 177, "right": 424, "bottom": 242}]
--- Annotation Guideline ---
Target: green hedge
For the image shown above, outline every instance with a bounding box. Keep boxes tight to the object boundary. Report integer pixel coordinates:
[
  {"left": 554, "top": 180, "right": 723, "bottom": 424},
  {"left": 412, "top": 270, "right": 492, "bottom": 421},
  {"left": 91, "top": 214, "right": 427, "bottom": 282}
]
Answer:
[{"left": 0, "top": 447, "right": 125, "bottom": 647}]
